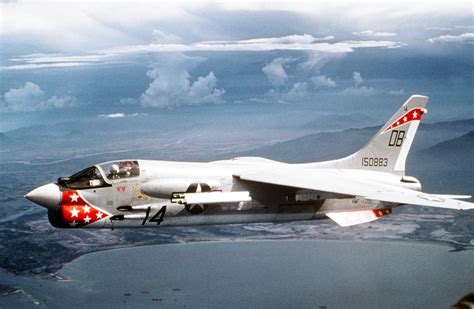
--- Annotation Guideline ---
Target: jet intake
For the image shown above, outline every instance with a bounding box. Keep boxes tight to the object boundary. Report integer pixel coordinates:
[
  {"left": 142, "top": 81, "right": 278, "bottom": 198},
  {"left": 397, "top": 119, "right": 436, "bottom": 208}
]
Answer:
[
  {"left": 139, "top": 179, "right": 221, "bottom": 199},
  {"left": 48, "top": 209, "right": 69, "bottom": 228}
]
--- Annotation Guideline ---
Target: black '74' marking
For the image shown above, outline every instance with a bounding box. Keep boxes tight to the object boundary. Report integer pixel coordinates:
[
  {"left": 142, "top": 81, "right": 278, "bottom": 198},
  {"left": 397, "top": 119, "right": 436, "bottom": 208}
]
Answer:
[{"left": 141, "top": 206, "right": 167, "bottom": 226}]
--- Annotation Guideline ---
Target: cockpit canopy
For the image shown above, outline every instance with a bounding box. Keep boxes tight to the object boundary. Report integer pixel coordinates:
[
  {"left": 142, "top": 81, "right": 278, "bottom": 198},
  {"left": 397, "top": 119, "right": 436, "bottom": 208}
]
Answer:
[
  {"left": 59, "top": 166, "right": 106, "bottom": 189},
  {"left": 98, "top": 160, "right": 140, "bottom": 180},
  {"left": 58, "top": 160, "right": 140, "bottom": 189}
]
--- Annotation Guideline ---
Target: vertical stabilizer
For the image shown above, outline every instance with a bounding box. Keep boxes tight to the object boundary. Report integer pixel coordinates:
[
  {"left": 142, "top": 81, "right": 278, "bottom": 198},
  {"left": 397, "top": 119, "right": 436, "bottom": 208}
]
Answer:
[{"left": 312, "top": 95, "right": 428, "bottom": 175}]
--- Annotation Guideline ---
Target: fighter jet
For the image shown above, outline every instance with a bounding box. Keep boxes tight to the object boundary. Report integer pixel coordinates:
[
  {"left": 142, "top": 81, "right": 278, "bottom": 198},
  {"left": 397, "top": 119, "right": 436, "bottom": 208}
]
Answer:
[{"left": 25, "top": 95, "right": 473, "bottom": 228}]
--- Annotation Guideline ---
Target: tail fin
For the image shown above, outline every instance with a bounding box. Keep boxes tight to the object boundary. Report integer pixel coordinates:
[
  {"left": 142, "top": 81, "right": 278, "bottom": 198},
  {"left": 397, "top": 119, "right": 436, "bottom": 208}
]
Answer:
[{"left": 314, "top": 95, "right": 428, "bottom": 175}]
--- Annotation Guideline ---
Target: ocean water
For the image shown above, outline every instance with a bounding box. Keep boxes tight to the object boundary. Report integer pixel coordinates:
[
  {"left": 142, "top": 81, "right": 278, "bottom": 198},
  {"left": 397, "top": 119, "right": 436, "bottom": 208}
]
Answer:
[{"left": 1, "top": 240, "right": 472, "bottom": 308}]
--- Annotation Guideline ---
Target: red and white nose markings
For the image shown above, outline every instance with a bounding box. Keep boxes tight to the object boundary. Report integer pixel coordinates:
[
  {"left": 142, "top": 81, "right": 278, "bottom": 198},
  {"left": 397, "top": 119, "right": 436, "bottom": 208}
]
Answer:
[
  {"left": 61, "top": 190, "right": 109, "bottom": 227},
  {"left": 383, "top": 108, "right": 425, "bottom": 133}
]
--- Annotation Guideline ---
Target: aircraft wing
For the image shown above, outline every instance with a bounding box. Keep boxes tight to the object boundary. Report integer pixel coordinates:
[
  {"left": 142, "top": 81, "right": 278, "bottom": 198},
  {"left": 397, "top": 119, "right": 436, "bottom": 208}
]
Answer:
[{"left": 236, "top": 168, "right": 474, "bottom": 210}]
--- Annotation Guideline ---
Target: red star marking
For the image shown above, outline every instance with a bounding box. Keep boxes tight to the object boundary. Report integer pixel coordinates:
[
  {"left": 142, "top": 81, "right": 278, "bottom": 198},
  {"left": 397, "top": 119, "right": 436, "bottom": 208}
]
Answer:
[
  {"left": 383, "top": 108, "right": 425, "bottom": 133},
  {"left": 61, "top": 190, "right": 109, "bottom": 228}
]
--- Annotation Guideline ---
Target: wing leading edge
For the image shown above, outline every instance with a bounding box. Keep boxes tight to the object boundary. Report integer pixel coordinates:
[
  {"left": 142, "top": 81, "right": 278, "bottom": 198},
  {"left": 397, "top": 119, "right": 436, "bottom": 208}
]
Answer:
[{"left": 236, "top": 168, "right": 474, "bottom": 210}]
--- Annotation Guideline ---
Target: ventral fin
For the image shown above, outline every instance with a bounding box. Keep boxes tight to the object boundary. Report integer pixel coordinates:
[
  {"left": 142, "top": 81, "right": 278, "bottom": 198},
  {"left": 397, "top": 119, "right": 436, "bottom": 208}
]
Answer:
[{"left": 326, "top": 209, "right": 392, "bottom": 227}]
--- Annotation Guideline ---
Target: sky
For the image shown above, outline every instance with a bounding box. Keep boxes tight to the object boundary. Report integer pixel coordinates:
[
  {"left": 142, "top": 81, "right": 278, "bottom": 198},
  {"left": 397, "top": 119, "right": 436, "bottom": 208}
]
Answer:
[{"left": 0, "top": 1, "right": 473, "bottom": 132}]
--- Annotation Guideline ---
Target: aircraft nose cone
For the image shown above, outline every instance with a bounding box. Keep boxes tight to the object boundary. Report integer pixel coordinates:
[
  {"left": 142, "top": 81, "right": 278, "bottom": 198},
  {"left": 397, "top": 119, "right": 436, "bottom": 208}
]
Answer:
[{"left": 25, "top": 183, "right": 61, "bottom": 210}]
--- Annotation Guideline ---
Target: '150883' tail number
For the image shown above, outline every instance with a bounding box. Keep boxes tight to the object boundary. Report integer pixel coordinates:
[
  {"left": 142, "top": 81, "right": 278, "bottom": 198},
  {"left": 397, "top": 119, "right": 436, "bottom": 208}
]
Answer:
[{"left": 362, "top": 157, "right": 388, "bottom": 167}]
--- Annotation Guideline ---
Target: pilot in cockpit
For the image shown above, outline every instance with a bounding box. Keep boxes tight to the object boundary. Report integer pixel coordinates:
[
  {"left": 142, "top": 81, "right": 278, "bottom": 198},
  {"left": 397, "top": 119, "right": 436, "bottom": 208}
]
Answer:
[
  {"left": 118, "top": 161, "right": 132, "bottom": 177},
  {"left": 106, "top": 161, "right": 138, "bottom": 180},
  {"left": 109, "top": 164, "right": 120, "bottom": 179}
]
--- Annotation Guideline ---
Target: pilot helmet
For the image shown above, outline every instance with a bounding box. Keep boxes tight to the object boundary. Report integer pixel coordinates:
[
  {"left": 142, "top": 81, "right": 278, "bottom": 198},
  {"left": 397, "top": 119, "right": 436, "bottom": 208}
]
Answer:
[{"left": 110, "top": 164, "right": 120, "bottom": 174}]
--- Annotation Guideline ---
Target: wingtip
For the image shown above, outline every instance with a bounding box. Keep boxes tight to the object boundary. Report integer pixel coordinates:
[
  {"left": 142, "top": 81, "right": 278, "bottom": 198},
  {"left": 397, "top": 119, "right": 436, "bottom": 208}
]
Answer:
[{"left": 409, "top": 94, "right": 429, "bottom": 100}]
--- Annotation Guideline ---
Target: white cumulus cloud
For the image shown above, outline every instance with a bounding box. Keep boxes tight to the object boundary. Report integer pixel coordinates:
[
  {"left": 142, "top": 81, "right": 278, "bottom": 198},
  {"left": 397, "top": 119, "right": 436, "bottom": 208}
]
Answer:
[
  {"left": 312, "top": 75, "right": 336, "bottom": 88},
  {"left": 262, "top": 57, "right": 295, "bottom": 87},
  {"left": 352, "top": 71, "right": 364, "bottom": 86},
  {"left": 287, "top": 82, "right": 308, "bottom": 97},
  {"left": 140, "top": 54, "right": 225, "bottom": 108},
  {"left": 388, "top": 89, "right": 405, "bottom": 96},
  {"left": 340, "top": 72, "right": 380, "bottom": 96},
  {"left": 2, "top": 82, "right": 76, "bottom": 112},
  {"left": 341, "top": 86, "right": 379, "bottom": 96},
  {"left": 4, "top": 82, "right": 44, "bottom": 108},
  {"left": 44, "top": 96, "right": 76, "bottom": 109},
  {"left": 265, "top": 82, "right": 309, "bottom": 104},
  {"left": 299, "top": 52, "right": 344, "bottom": 71},
  {"left": 188, "top": 72, "right": 225, "bottom": 105}
]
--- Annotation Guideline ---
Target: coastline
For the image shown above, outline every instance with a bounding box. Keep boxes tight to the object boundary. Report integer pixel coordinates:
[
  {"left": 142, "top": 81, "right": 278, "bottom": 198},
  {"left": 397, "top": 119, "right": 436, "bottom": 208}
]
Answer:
[{"left": 2, "top": 238, "right": 471, "bottom": 308}]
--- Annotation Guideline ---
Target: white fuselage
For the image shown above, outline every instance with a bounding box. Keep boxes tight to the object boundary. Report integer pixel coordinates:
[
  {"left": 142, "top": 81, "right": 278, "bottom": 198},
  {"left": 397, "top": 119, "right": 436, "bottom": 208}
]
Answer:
[{"left": 66, "top": 157, "right": 410, "bottom": 228}]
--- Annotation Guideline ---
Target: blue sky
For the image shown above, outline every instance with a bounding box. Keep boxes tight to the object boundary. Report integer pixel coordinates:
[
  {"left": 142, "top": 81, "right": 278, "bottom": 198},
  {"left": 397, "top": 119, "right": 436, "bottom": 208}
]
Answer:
[{"left": 0, "top": 1, "right": 473, "bottom": 132}]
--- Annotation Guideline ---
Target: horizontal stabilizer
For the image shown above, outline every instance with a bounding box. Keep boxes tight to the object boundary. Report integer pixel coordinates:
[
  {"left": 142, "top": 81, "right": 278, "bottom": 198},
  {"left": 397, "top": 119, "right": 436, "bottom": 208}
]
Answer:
[
  {"left": 327, "top": 209, "right": 392, "bottom": 227},
  {"left": 171, "top": 191, "right": 251, "bottom": 205}
]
